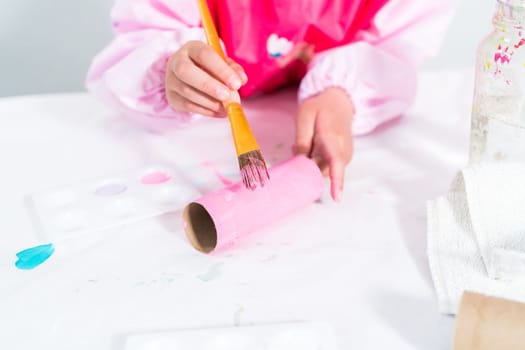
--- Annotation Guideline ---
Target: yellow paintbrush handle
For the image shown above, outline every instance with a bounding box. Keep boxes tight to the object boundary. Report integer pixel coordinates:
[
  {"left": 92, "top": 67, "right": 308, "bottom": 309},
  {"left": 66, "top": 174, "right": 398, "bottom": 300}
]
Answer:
[
  {"left": 196, "top": 0, "right": 225, "bottom": 60},
  {"left": 226, "top": 103, "right": 260, "bottom": 156},
  {"left": 196, "top": 0, "right": 260, "bottom": 157}
]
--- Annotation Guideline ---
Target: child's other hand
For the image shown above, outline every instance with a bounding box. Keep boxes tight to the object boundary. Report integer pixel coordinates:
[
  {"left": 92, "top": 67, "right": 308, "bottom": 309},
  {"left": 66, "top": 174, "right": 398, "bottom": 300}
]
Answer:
[
  {"left": 165, "top": 41, "right": 247, "bottom": 117},
  {"left": 293, "top": 88, "right": 354, "bottom": 202}
]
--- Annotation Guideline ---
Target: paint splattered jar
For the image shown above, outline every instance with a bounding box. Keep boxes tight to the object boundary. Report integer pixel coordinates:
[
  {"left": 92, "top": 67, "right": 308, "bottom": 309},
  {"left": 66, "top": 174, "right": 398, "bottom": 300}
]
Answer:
[{"left": 469, "top": 0, "right": 525, "bottom": 163}]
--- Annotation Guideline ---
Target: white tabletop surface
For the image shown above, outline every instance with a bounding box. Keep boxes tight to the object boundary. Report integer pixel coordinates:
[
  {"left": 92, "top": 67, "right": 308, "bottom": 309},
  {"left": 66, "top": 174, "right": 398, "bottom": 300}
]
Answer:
[{"left": 0, "top": 69, "right": 473, "bottom": 349}]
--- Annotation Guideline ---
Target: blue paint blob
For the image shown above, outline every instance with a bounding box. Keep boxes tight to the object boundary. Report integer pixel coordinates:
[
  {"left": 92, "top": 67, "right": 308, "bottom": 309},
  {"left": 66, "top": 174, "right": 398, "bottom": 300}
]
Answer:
[{"left": 15, "top": 243, "right": 55, "bottom": 270}]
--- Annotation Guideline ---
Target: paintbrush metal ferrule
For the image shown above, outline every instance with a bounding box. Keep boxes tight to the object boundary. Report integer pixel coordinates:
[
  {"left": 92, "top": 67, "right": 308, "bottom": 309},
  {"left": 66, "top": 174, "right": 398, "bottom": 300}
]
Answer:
[
  {"left": 225, "top": 102, "right": 270, "bottom": 189},
  {"left": 239, "top": 150, "right": 270, "bottom": 190}
]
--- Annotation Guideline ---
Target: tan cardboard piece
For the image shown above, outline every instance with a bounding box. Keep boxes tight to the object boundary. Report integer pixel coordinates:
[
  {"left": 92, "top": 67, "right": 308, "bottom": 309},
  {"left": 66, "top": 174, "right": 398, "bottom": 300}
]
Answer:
[{"left": 454, "top": 291, "right": 525, "bottom": 350}]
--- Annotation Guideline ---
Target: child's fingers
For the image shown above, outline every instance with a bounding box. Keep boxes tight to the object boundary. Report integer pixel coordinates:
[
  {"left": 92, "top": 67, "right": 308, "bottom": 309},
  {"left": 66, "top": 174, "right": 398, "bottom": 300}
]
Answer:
[
  {"left": 169, "top": 77, "right": 223, "bottom": 113},
  {"left": 329, "top": 158, "right": 345, "bottom": 202},
  {"left": 229, "top": 63, "right": 248, "bottom": 85},
  {"left": 293, "top": 106, "right": 316, "bottom": 156},
  {"left": 171, "top": 57, "right": 232, "bottom": 102},
  {"left": 313, "top": 135, "right": 348, "bottom": 202},
  {"left": 325, "top": 135, "right": 351, "bottom": 202},
  {"left": 312, "top": 153, "right": 329, "bottom": 176},
  {"left": 188, "top": 43, "right": 243, "bottom": 90},
  {"left": 166, "top": 91, "right": 223, "bottom": 118},
  {"left": 225, "top": 58, "right": 248, "bottom": 84}
]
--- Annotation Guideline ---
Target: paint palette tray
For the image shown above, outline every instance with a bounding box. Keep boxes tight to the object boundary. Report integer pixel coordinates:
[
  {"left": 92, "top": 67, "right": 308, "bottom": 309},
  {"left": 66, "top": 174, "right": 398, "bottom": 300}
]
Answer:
[
  {"left": 25, "top": 165, "right": 200, "bottom": 240},
  {"left": 125, "top": 322, "right": 339, "bottom": 350}
]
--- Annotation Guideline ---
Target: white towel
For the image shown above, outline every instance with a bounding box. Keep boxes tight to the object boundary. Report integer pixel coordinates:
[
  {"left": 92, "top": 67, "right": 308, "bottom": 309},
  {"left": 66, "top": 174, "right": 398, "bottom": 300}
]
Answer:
[
  {"left": 427, "top": 162, "right": 525, "bottom": 314},
  {"left": 463, "top": 163, "right": 525, "bottom": 279}
]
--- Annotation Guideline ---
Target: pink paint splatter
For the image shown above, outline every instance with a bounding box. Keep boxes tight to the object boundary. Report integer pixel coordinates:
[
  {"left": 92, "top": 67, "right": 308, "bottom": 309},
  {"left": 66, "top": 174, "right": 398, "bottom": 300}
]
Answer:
[
  {"left": 494, "top": 44, "right": 512, "bottom": 65},
  {"left": 515, "top": 38, "right": 525, "bottom": 49},
  {"left": 201, "top": 161, "right": 235, "bottom": 186},
  {"left": 494, "top": 36, "right": 525, "bottom": 68}
]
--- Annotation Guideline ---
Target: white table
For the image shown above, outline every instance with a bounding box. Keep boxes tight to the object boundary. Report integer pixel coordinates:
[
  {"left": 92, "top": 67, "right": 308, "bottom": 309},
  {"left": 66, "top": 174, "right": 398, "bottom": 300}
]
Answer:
[{"left": 0, "top": 69, "right": 473, "bottom": 349}]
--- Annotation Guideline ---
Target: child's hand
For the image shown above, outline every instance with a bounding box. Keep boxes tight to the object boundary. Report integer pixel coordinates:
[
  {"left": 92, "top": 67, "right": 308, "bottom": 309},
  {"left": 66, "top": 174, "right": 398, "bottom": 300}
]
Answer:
[
  {"left": 293, "top": 88, "right": 354, "bottom": 202},
  {"left": 165, "top": 41, "right": 247, "bottom": 117}
]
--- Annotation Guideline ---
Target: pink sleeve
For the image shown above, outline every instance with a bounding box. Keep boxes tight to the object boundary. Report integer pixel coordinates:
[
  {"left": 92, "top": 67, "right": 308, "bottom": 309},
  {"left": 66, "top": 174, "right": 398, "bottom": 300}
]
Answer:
[
  {"left": 298, "top": 0, "right": 458, "bottom": 135},
  {"left": 85, "top": 0, "right": 205, "bottom": 127}
]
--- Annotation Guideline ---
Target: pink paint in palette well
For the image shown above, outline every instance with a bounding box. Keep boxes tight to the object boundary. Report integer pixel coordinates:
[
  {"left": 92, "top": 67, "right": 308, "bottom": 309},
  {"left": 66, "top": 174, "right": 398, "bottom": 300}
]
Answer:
[
  {"left": 23, "top": 166, "right": 200, "bottom": 263},
  {"left": 141, "top": 171, "right": 172, "bottom": 185}
]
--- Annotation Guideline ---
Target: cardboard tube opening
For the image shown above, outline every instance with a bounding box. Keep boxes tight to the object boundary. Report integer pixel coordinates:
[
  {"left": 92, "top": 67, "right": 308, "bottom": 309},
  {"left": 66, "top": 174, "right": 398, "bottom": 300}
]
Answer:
[{"left": 183, "top": 202, "right": 217, "bottom": 253}]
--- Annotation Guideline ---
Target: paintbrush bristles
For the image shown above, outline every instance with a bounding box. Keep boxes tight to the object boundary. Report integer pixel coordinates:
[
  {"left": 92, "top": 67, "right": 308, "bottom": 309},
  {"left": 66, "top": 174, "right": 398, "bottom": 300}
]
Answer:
[{"left": 239, "top": 150, "right": 270, "bottom": 190}]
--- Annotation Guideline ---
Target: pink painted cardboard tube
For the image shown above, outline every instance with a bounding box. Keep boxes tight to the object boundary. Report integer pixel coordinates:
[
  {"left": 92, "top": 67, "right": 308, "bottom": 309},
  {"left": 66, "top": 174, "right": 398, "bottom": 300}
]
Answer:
[{"left": 183, "top": 155, "right": 324, "bottom": 253}]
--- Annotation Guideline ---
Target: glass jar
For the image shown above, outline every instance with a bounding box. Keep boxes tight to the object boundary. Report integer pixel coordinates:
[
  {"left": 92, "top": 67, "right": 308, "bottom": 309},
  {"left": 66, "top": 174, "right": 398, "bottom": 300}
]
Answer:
[{"left": 469, "top": 0, "right": 525, "bottom": 163}]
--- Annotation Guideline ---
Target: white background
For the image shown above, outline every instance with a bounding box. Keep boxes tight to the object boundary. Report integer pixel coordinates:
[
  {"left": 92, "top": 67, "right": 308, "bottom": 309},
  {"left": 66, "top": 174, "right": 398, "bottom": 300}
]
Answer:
[{"left": 0, "top": 0, "right": 493, "bottom": 97}]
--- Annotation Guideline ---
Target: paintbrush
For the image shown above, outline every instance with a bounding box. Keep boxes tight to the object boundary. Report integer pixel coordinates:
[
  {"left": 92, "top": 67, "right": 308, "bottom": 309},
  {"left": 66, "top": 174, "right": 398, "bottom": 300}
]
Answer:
[{"left": 196, "top": 0, "right": 269, "bottom": 190}]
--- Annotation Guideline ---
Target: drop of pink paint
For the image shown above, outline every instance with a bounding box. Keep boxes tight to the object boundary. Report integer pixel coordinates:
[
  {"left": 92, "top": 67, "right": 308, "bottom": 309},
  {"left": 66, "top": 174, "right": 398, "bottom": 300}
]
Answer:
[
  {"left": 141, "top": 172, "right": 171, "bottom": 185},
  {"left": 200, "top": 161, "right": 234, "bottom": 185}
]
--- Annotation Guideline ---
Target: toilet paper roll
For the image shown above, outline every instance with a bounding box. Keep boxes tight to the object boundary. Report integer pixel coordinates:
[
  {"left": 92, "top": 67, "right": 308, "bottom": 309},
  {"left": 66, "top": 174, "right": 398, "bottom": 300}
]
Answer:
[{"left": 183, "top": 156, "right": 324, "bottom": 253}]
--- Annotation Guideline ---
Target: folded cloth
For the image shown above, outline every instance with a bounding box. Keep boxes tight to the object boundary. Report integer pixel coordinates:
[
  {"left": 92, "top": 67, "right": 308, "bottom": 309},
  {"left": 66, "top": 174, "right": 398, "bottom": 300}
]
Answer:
[
  {"left": 427, "top": 162, "right": 525, "bottom": 314},
  {"left": 463, "top": 162, "right": 525, "bottom": 279}
]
